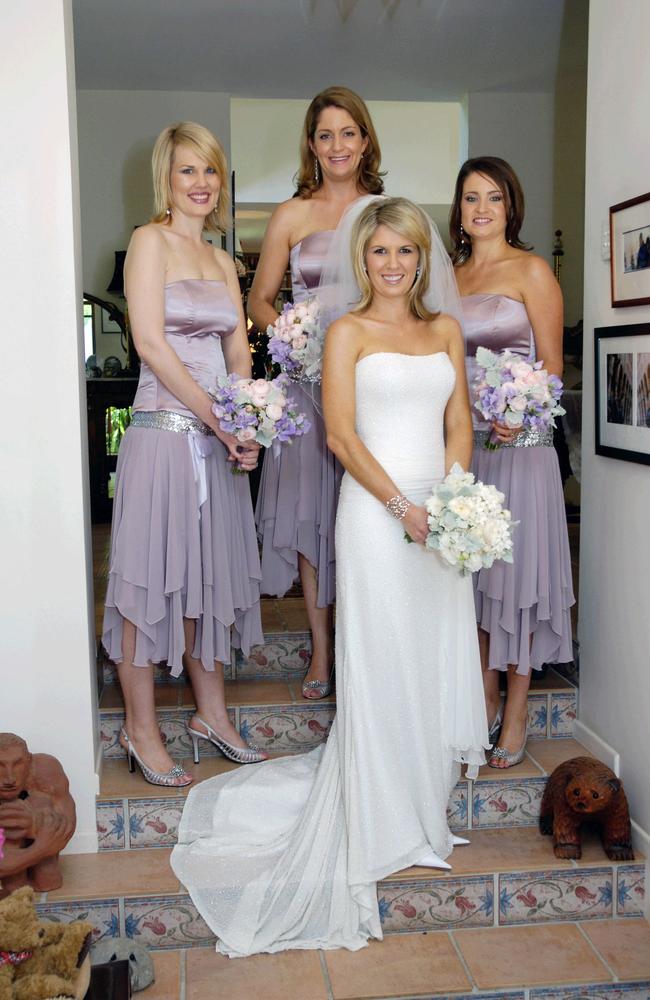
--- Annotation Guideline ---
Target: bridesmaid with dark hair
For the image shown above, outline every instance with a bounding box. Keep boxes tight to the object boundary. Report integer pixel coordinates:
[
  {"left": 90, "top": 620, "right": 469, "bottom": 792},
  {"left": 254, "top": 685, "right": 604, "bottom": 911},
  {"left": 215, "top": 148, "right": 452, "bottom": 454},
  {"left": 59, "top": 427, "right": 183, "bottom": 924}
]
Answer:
[
  {"left": 248, "top": 86, "right": 384, "bottom": 699},
  {"left": 450, "top": 156, "right": 574, "bottom": 768}
]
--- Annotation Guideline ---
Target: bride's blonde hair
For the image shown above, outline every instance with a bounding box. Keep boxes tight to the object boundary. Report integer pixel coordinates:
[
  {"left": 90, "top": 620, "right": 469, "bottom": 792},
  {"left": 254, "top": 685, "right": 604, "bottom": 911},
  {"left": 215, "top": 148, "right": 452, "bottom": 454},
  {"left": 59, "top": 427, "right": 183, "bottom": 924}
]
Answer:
[{"left": 350, "top": 198, "right": 439, "bottom": 321}]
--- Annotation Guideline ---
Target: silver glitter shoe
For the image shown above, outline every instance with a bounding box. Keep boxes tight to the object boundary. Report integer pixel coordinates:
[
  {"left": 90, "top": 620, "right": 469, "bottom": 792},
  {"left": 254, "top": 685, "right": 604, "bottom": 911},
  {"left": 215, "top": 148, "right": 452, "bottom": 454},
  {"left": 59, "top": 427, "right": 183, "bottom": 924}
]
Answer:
[
  {"left": 487, "top": 725, "right": 527, "bottom": 769},
  {"left": 121, "top": 727, "right": 193, "bottom": 787},
  {"left": 301, "top": 667, "right": 334, "bottom": 700},
  {"left": 187, "top": 717, "right": 268, "bottom": 765}
]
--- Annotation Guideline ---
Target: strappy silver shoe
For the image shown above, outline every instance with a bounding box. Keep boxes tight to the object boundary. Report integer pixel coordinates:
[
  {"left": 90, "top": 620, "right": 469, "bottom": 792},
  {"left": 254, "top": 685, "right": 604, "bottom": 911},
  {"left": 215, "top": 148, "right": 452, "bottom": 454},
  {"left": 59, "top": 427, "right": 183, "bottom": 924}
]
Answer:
[
  {"left": 121, "top": 727, "right": 193, "bottom": 787},
  {"left": 186, "top": 716, "right": 269, "bottom": 765},
  {"left": 301, "top": 667, "right": 334, "bottom": 700},
  {"left": 488, "top": 724, "right": 527, "bottom": 769}
]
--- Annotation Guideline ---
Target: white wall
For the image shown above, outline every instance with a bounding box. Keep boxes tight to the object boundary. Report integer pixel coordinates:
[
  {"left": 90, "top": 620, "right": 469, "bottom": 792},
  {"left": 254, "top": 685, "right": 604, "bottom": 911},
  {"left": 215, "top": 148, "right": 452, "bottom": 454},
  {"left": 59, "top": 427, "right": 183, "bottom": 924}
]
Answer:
[
  {"left": 579, "top": 0, "right": 650, "bottom": 847},
  {"left": 76, "top": 89, "right": 231, "bottom": 362},
  {"left": 231, "top": 98, "right": 464, "bottom": 205},
  {"left": 0, "top": 0, "right": 98, "bottom": 851},
  {"left": 468, "top": 92, "right": 555, "bottom": 264}
]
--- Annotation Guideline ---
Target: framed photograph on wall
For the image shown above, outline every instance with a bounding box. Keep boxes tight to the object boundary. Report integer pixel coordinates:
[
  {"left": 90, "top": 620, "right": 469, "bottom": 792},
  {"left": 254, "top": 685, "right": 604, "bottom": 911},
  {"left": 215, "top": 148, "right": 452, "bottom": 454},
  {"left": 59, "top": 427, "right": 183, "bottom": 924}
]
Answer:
[
  {"left": 100, "top": 305, "right": 122, "bottom": 334},
  {"left": 595, "top": 323, "right": 650, "bottom": 465},
  {"left": 610, "top": 192, "right": 650, "bottom": 307}
]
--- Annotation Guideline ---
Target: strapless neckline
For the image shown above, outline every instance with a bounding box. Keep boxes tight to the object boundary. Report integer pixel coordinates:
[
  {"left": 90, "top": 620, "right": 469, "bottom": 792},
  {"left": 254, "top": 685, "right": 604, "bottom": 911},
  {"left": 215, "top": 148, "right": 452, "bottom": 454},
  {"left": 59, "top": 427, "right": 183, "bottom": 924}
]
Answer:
[
  {"left": 290, "top": 229, "right": 335, "bottom": 253},
  {"left": 357, "top": 350, "right": 450, "bottom": 367},
  {"left": 462, "top": 292, "right": 525, "bottom": 307},
  {"left": 165, "top": 278, "right": 226, "bottom": 288}
]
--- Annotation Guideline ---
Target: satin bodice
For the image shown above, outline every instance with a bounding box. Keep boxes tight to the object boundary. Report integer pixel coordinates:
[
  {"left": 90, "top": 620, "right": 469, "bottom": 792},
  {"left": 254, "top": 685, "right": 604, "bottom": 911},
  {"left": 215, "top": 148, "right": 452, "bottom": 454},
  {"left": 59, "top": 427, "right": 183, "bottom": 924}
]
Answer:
[
  {"left": 462, "top": 294, "right": 535, "bottom": 430},
  {"left": 132, "top": 279, "right": 238, "bottom": 416},
  {"left": 289, "top": 230, "right": 334, "bottom": 303}
]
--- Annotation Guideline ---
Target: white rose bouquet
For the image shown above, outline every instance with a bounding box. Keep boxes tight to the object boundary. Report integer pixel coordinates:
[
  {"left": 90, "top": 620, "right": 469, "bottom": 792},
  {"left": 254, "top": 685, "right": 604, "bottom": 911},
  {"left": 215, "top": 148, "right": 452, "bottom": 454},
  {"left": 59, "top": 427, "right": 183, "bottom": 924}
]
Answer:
[
  {"left": 422, "top": 463, "right": 515, "bottom": 574},
  {"left": 266, "top": 297, "right": 324, "bottom": 382}
]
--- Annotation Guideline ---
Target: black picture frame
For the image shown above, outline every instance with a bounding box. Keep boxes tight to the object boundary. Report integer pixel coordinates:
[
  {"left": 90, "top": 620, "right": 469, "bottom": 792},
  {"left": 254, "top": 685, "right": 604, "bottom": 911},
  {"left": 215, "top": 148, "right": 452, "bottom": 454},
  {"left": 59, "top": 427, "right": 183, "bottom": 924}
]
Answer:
[
  {"left": 595, "top": 323, "right": 650, "bottom": 465},
  {"left": 609, "top": 192, "right": 650, "bottom": 307}
]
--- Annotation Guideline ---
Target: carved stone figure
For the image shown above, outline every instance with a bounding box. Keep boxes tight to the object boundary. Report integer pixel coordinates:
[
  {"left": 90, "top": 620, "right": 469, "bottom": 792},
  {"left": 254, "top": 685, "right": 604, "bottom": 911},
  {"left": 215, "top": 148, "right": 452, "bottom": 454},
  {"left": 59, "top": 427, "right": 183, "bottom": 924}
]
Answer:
[{"left": 0, "top": 734, "right": 76, "bottom": 898}]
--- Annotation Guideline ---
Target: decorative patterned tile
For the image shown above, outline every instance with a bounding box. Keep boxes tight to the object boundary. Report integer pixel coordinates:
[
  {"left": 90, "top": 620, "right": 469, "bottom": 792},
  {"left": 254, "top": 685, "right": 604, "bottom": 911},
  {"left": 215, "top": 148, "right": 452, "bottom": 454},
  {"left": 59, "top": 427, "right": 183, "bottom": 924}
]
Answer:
[
  {"left": 100, "top": 711, "right": 127, "bottom": 758},
  {"left": 239, "top": 704, "right": 335, "bottom": 752},
  {"left": 36, "top": 899, "right": 121, "bottom": 944},
  {"left": 550, "top": 692, "right": 577, "bottom": 738},
  {"left": 96, "top": 799, "right": 126, "bottom": 850},
  {"left": 448, "top": 995, "right": 525, "bottom": 1000},
  {"left": 527, "top": 694, "right": 549, "bottom": 740},
  {"left": 128, "top": 797, "right": 184, "bottom": 849},
  {"left": 124, "top": 894, "right": 216, "bottom": 949},
  {"left": 617, "top": 864, "right": 646, "bottom": 917},
  {"left": 499, "top": 867, "right": 613, "bottom": 925},
  {"left": 378, "top": 874, "right": 494, "bottom": 933},
  {"left": 448, "top": 781, "right": 469, "bottom": 831},
  {"left": 235, "top": 634, "right": 311, "bottom": 679},
  {"left": 530, "top": 985, "right": 650, "bottom": 1000},
  {"left": 472, "top": 778, "right": 546, "bottom": 829}
]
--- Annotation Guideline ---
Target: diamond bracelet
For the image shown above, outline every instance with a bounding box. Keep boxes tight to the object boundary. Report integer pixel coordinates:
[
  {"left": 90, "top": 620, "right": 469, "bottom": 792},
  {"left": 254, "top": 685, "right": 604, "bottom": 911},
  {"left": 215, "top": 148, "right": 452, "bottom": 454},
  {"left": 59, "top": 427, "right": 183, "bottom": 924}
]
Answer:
[{"left": 386, "top": 495, "right": 411, "bottom": 520}]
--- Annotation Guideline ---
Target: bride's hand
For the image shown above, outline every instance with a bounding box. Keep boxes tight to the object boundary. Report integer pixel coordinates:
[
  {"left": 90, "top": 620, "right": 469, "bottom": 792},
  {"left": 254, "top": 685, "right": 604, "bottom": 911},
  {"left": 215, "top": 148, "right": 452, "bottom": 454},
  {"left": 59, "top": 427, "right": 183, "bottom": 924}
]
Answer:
[{"left": 402, "top": 504, "right": 429, "bottom": 545}]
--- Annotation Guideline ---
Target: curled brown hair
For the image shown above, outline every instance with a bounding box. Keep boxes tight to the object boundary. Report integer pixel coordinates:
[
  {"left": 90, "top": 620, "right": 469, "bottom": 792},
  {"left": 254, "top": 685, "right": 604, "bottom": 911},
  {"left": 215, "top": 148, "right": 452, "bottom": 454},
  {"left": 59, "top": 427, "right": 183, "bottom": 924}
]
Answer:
[
  {"left": 295, "top": 86, "right": 384, "bottom": 199},
  {"left": 449, "top": 156, "right": 530, "bottom": 264},
  {"left": 151, "top": 121, "right": 230, "bottom": 234}
]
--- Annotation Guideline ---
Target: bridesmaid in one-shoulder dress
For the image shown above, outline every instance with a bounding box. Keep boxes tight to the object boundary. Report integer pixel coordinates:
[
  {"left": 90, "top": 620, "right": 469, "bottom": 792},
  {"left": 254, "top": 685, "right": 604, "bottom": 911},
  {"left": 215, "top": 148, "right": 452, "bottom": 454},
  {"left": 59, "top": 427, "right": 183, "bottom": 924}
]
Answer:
[
  {"left": 102, "top": 122, "right": 266, "bottom": 786},
  {"left": 249, "top": 87, "right": 385, "bottom": 698},
  {"left": 451, "top": 156, "right": 575, "bottom": 768}
]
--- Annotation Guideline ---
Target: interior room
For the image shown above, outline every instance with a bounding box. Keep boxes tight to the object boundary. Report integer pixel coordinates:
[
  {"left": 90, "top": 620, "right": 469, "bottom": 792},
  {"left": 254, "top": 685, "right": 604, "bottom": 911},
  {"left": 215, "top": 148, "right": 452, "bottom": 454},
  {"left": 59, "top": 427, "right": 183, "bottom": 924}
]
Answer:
[{"left": 2, "top": 1, "right": 649, "bottom": 997}]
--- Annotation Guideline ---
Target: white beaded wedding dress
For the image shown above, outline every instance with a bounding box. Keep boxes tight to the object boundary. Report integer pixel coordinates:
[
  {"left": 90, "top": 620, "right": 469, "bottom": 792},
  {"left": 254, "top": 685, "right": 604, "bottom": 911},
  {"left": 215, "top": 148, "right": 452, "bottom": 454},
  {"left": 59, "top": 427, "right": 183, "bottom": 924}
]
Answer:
[{"left": 171, "top": 348, "right": 489, "bottom": 957}]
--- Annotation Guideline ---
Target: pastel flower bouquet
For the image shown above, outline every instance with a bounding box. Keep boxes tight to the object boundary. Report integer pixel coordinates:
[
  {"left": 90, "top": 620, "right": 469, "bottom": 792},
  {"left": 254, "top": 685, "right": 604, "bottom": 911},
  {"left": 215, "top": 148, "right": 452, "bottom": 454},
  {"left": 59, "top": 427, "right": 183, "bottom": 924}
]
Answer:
[
  {"left": 211, "top": 374, "right": 310, "bottom": 471},
  {"left": 266, "top": 297, "right": 324, "bottom": 382},
  {"left": 422, "top": 463, "right": 515, "bottom": 575},
  {"left": 473, "top": 346, "right": 565, "bottom": 448}
]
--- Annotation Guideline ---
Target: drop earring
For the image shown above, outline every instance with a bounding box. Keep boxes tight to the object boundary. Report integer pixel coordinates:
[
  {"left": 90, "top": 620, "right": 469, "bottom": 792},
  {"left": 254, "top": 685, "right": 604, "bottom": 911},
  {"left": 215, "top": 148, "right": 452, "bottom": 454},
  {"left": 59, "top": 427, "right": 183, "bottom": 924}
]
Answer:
[
  {"left": 459, "top": 223, "right": 466, "bottom": 244},
  {"left": 166, "top": 207, "right": 172, "bottom": 217},
  {"left": 314, "top": 158, "right": 320, "bottom": 184},
  {"left": 415, "top": 266, "right": 421, "bottom": 278}
]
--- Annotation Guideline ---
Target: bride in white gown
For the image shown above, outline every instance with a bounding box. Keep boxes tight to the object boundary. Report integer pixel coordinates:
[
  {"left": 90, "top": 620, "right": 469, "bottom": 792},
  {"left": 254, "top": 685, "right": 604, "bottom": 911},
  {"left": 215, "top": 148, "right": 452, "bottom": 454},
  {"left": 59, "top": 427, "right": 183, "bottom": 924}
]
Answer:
[{"left": 171, "top": 196, "right": 489, "bottom": 957}]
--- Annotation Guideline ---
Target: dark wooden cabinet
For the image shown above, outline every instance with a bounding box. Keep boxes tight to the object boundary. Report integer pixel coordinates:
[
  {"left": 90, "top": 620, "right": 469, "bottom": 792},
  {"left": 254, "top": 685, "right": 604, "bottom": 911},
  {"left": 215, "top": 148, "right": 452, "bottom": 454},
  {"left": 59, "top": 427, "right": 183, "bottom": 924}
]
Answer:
[{"left": 86, "top": 378, "right": 138, "bottom": 522}]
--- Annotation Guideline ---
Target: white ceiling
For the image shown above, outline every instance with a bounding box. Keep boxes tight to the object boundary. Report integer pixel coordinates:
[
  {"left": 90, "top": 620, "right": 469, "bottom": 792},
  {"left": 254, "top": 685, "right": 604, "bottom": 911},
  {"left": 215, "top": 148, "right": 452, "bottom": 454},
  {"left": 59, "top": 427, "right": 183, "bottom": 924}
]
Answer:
[{"left": 72, "top": 0, "right": 567, "bottom": 100}]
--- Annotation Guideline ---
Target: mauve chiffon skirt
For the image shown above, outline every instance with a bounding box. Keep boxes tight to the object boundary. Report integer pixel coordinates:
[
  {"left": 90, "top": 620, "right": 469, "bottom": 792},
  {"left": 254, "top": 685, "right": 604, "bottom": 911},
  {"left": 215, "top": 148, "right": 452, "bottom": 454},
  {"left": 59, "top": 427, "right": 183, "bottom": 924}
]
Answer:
[
  {"left": 470, "top": 443, "right": 574, "bottom": 674},
  {"left": 102, "top": 426, "right": 263, "bottom": 677},
  {"left": 255, "top": 383, "right": 342, "bottom": 607}
]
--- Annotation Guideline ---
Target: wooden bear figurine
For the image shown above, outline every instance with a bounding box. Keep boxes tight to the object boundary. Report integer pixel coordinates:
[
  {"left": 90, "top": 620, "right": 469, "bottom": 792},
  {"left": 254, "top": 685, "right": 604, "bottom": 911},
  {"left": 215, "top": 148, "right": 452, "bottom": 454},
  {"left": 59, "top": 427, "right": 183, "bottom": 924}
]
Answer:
[{"left": 540, "top": 756, "right": 634, "bottom": 861}]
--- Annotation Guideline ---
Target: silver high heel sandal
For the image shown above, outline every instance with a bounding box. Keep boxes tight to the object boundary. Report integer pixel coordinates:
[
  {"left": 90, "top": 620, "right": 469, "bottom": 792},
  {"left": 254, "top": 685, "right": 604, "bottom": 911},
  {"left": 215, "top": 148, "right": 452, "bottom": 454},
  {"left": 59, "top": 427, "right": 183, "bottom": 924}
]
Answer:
[
  {"left": 488, "top": 724, "right": 528, "bottom": 769},
  {"left": 121, "top": 727, "right": 193, "bottom": 787},
  {"left": 301, "top": 666, "right": 334, "bottom": 700},
  {"left": 187, "top": 716, "right": 268, "bottom": 765}
]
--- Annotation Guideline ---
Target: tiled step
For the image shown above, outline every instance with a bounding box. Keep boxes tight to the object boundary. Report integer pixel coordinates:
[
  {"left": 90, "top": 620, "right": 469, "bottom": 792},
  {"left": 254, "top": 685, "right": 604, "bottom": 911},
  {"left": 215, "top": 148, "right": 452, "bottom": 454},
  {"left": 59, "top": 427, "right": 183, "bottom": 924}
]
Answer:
[
  {"left": 42, "top": 829, "right": 644, "bottom": 956},
  {"left": 96, "top": 738, "right": 591, "bottom": 852},
  {"left": 129, "top": 927, "right": 650, "bottom": 1000},
  {"left": 98, "top": 670, "right": 578, "bottom": 766}
]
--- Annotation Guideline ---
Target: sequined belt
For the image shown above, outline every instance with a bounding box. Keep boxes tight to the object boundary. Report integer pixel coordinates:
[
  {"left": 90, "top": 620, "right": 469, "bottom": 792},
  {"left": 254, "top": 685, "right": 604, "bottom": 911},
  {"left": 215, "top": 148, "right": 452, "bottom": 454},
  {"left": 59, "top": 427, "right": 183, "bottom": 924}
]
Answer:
[
  {"left": 130, "top": 410, "right": 214, "bottom": 436},
  {"left": 473, "top": 427, "right": 554, "bottom": 449}
]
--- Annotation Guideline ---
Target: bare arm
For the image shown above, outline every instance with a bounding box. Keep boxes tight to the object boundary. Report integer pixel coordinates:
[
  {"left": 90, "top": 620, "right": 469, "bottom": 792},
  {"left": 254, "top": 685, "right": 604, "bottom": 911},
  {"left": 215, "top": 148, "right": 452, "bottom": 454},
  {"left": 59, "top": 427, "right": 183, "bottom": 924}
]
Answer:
[
  {"left": 247, "top": 202, "right": 295, "bottom": 331},
  {"left": 442, "top": 319, "right": 474, "bottom": 472},
  {"left": 521, "top": 256, "right": 564, "bottom": 378},
  {"left": 125, "top": 226, "right": 247, "bottom": 464},
  {"left": 322, "top": 317, "right": 429, "bottom": 544},
  {"left": 217, "top": 249, "right": 253, "bottom": 377}
]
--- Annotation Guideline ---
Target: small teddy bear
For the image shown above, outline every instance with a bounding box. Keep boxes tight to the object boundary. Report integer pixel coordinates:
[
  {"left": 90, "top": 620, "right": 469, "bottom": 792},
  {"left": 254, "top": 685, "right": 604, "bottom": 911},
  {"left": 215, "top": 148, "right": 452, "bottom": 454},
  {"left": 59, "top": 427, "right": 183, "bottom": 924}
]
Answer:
[
  {"left": 539, "top": 756, "right": 634, "bottom": 861},
  {"left": 0, "top": 886, "right": 92, "bottom": 1000}
]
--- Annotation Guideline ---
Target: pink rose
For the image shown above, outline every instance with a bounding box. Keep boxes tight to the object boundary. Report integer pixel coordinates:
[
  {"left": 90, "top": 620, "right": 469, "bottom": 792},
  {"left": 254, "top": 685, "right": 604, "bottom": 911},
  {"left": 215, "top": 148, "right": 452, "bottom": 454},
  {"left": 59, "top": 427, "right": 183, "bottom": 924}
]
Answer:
[
  {"left": 249, "top": 380, "right": 272, "bottom": 405},
  {"left": 292, "top": 334, "right": 307, "bottom": 350},
  {"left": 510, "top": 360, "right": 532, "bottom": 379},
  {"left": 265, "top": 403, "right": 284, "bottom": 421},
  {"left": 238, "top": 426, "right": 257, "bottom": 442},
  {"left": 510, "top": 395, "right": 527, "bottom": 412}
]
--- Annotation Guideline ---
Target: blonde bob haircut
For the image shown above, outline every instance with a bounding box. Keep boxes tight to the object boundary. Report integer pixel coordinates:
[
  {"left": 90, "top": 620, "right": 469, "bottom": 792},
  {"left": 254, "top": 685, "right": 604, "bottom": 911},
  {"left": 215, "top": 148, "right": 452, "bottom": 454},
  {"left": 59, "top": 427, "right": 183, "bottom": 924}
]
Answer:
[
  {"left": 151, "top": 121, "right": 230, "bottom": 234},
  {"left": 350, "top": 197, "right": 438, "bottom": 321},
  {"left": 295, "top": 86, "right": 384, "bottom": 199}
]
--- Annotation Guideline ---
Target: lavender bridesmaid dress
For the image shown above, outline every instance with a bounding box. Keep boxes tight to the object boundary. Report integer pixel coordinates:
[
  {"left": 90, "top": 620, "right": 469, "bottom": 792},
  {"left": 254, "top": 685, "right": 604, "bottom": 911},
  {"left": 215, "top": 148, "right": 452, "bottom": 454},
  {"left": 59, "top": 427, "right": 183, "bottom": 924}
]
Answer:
[
  {"left": 463, "top": 294, "right": 575, "bottom": 674},
  {"left": 102, "top": 279, "right": 263, "bottom": 677},
  {"left": 255, "top": 230, "right": 343, "bottom": 607}
]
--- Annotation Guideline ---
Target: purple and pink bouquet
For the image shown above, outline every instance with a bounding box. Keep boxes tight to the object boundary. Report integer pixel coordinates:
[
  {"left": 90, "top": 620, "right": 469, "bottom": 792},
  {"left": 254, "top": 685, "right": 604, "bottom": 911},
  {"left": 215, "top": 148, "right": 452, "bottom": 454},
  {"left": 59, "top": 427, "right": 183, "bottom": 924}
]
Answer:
[
  {"left": 211, "top": 374, "right": 310, "bottom": 470},
  {"left": 473, "top": 346, "right": 565, "bottom": 448},
  {"left": 423, "top": 464, "right": 515, "bottom": 575},
  {"left": 266, "top": 297, "right": 324, "bottom": 382}
]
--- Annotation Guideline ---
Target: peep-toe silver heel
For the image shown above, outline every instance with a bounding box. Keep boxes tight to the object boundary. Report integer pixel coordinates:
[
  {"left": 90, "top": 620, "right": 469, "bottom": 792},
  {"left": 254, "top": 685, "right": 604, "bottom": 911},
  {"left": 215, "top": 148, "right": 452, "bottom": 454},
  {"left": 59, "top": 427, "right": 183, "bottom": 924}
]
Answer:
[
  {"left": 187, "top": 716, "right": 268, "bottom": 765},
  {"left": 121, "top": 727, "right": 193, "bottom": 787}
]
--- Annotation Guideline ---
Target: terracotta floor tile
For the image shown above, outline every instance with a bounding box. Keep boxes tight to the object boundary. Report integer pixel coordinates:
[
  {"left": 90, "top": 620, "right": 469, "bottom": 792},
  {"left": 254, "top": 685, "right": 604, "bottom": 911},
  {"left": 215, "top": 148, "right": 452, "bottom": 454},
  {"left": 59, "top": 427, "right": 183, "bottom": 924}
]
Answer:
[
  {"left": 261, "top": 603, "right": 286, "bottom": 631},
  {"left": 387, "top": 827, "right": 573, "bottom": 880},
  {"left": 100, "top": 684, "right": 181, "bottom": 709},
  {"left": 99, "top": 755, "right": 240, "bottom": 799},
  {"left": 583, "top": 919, "right": 650, "bottom": 978},
  {"left": 530, "top": 669, "right": 574, "bottom": 691},
  {"left": 48, "top": 848, "right": 179, "bottom": 900},
  {"left": 325, "top": 933, "right": 470, "bottom": 999},
  {"left": 526, "top": 738, "right": 593, "bottom": 774},
  {"left": 288, "top": 680, "right": 336, "bottom": 704},
  {"left": 454, "top": 923, "right": 610, "bottom": 989},
  {"left": 146, "top": 950, "right": 182, "bottom": 999},
  {"left": 475, "top": 753, "right": 544, "bottom": 780},
  {"left": 186, "top": 946, "right": 327, "bottom": 1000}
]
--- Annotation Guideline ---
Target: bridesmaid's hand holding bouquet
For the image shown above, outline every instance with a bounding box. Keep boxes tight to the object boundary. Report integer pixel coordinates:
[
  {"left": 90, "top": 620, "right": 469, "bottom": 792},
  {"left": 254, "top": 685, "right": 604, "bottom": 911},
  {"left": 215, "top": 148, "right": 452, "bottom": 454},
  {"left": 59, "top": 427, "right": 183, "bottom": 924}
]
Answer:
[{"left": 473, "top": 347, "right": 565, "bottom": 448}]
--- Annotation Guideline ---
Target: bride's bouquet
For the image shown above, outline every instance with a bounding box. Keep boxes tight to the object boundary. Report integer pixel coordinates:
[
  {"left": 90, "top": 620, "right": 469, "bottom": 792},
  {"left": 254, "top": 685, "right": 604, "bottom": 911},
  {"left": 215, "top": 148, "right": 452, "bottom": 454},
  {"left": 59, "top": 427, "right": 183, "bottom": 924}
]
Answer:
[
  {"left": 266, "top": 297, "right": 324, "bottom": 382},
  {"left": 423, "top": 464, "right": 515, "bottom": 575},
  {"left": 473, "top": 346, "right": 565, "bottom": 448},
  {"left": 211, "top": 374, "right": 310, "bottom": 470}
]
